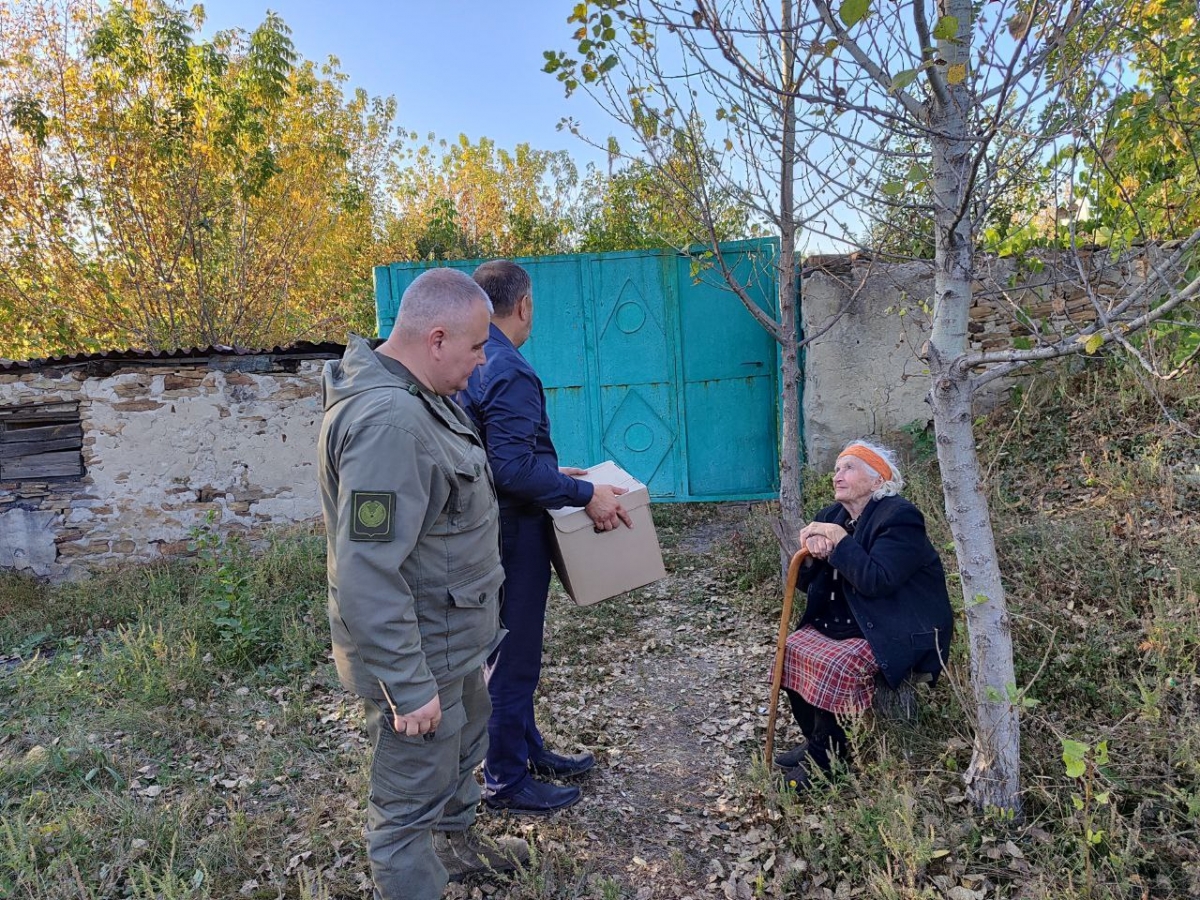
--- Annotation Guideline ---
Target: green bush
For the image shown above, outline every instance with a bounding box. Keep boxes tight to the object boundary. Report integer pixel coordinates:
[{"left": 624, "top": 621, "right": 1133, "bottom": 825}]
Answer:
[{"left": 183, "top": 518, "right": 327, "bottom": 673}]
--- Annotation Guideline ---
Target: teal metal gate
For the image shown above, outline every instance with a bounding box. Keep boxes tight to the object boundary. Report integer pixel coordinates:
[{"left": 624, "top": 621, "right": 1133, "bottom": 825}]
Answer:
[{"left": 373, "top": 239, "right": 788, "bottom": 501}]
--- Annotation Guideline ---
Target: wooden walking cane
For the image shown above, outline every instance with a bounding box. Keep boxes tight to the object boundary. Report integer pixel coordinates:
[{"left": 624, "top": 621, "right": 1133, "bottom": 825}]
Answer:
[{"left": 765, "top": 547, "right": 810, "bottom": 764}]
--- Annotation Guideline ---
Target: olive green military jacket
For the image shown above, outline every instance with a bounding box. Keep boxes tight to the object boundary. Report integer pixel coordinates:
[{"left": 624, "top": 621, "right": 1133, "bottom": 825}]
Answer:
[{"left": 317, "top": 336, "right": 504, "bottom": 716}]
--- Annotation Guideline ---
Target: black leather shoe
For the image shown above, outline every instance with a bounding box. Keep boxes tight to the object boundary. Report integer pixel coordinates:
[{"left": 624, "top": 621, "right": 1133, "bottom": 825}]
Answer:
[
  {"left": 485, "top": 777, "right": 581, "bottom": 816},
  {"left": 773, "top": 742, "right": 808, "bottom": 769},
  {"left": 530, "top": 748, "right": 596, "bottom": 779}
]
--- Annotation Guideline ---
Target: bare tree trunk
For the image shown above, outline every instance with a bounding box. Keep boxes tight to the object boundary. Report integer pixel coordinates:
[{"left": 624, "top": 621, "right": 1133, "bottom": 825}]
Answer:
[
  {"left": 778, "top": 266, "right": 801, "bottom": 549},
  {"left": 928, "top": 0, "right": 1022, "bottom": 813},
  {"left": 929, "top": 370, "right": 1022, "bottom": 813},
  {"left": 777, "top": 0, "right": 802, "bottom": 538}
]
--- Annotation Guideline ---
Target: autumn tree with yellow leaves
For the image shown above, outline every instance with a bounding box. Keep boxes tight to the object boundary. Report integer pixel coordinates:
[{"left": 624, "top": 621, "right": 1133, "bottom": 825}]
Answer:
[
  {"left": 0, "top": 0, "right": 398, "bottom": 358},
  {"left": 386, "top": 134, "right": 580, "bottom": 262}
]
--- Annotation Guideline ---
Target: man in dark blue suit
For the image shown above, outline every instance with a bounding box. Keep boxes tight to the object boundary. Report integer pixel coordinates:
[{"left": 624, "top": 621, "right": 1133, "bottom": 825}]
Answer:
[{"left": 458, "top": 260, "right": 632, "bottom": 814}]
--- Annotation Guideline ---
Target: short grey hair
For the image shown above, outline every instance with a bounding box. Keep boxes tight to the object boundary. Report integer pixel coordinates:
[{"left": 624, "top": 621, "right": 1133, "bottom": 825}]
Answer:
[
  {"left": 839, "top": 439, "right": 906, "bottom": 499},
  {"left": 395, "top": 268, "right": 493, "bottom": 340}
]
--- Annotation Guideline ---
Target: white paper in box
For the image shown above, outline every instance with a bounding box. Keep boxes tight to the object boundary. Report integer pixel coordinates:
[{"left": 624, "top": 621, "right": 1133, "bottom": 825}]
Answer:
[{"left": 548, "top": 461, "right": 667, "bottom": 606}]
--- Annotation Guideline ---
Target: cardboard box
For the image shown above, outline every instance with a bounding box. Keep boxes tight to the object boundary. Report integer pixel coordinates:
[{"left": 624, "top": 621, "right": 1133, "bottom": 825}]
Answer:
[{"left": 548, "top": 461, "right": 667, "bottom": 606}]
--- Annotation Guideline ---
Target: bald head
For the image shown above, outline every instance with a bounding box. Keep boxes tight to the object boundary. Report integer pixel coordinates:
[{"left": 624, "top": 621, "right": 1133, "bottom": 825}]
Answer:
[
  {"left": 394, "top": 268, "right": 493, "bottom": 342},
  {"left": 383, "top": 267, "right": 493, "bottom": 395}
]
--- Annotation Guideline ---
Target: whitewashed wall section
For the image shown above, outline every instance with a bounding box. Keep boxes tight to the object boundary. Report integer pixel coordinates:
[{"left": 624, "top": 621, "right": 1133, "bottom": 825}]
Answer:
[{"left": 0, "top": 363, "right": 326, "bottom": 579}]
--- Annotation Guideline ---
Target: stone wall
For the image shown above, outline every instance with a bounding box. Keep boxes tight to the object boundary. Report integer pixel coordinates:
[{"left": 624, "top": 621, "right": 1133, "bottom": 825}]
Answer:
[
  {"left": 0, "top": 360, "right": 327, "bottom": 579},
  {"left": 800, "top": 247, "right": 1161, "bottom": 468}
]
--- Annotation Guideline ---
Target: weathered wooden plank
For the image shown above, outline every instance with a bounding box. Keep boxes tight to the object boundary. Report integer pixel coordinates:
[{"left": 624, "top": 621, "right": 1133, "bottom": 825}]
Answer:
[
  {"left": 0, "top": 403, "right": 79, "bottom": 422},
  {"left": 0, "top": 423, "right": 83, "bottom": 443},
  {"left": 0, "top": 451, "right": 85, "bottom": 480},
  {"left": 0, "top": 438, "right": 84, "bottom": 460},
  {"left": 0, "top": 463, "right": 85, "bottom": 480}
]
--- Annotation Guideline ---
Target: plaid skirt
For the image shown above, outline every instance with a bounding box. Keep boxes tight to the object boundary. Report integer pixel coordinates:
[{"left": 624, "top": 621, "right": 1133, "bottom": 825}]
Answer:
[{"left": 781, "top": 626, "right": 880, "bottom": 715}]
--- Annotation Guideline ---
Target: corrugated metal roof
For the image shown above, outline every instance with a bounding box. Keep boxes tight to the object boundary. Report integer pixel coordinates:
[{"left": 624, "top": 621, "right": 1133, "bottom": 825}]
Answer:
[{"left": 0, "top": 341, "right": 347, "bottom": 373}]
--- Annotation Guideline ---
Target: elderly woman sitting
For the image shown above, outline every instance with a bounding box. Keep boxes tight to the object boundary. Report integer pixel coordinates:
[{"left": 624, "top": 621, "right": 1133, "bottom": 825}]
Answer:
[{"left": 776, "top": 440, "right": 954, "bottom": 790}]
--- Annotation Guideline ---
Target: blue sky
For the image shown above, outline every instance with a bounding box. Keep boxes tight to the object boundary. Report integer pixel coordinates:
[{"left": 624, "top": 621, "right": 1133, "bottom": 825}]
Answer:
[{"left": 197, "top": 0, "right": 611, "bottom": 168}]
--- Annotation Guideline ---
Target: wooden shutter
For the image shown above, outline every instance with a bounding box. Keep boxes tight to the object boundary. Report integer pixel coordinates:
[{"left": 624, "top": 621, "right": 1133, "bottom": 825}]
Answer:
[{"left": 0, "top": 402, "right": 85, "bottom": 481}]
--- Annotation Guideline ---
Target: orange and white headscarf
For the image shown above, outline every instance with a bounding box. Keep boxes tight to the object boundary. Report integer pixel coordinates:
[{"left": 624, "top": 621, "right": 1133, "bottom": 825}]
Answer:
[{"left": 837, "top": 443, "right": 894, "bottom": 482}]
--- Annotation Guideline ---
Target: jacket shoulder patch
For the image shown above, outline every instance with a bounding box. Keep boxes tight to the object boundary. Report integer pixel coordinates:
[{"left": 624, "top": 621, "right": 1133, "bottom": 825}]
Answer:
[{"left": 350, "top": 491, "right": 395, "bottom": 541}]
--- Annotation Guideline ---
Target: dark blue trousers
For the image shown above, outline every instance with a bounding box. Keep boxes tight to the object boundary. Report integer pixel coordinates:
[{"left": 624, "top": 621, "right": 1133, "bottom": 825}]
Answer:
[{"left": 483, "top": 511, "right": 551, "bottom": 796}]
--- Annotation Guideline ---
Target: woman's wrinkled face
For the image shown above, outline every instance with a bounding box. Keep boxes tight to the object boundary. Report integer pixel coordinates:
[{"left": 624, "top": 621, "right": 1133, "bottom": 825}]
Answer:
[{"left": 832, "top": 454, "right": 883, "bottom": 508}]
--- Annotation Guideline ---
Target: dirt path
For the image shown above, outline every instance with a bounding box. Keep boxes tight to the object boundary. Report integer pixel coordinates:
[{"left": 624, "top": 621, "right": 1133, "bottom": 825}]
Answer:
[{"left": 459, "top": 504, "right": 797, "bottom": 899}]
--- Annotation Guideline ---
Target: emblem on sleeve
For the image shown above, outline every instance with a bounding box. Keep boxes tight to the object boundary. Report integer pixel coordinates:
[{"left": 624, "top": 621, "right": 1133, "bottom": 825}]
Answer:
[{"left": 350, "top": 491, "right": 395, "bottom": 541}]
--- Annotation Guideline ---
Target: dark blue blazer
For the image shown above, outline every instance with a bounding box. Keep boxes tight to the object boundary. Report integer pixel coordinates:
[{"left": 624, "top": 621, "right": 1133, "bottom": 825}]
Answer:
[
  {"left": 797, "top": 495, "right": 954, "bottom": 688},
  {"left": 456, "top": 324, "right": 593, "bottom": 514}
]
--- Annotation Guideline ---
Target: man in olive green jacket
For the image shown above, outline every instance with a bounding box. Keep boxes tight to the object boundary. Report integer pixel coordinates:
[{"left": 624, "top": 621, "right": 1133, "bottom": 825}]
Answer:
[{"left": 317, "top": 268, "right": 527, "bottom": 899}]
